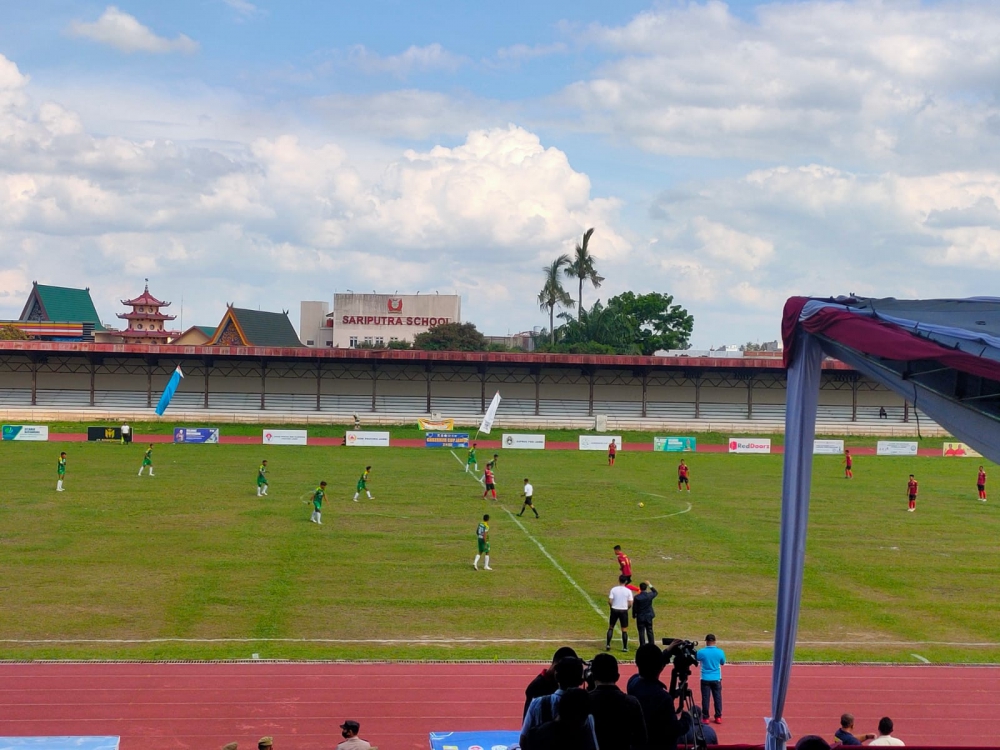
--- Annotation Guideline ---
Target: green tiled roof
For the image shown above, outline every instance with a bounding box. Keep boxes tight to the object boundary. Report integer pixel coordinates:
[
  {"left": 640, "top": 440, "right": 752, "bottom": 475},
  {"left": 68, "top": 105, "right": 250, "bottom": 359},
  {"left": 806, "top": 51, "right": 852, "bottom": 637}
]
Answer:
[
  {"left": 231, "top": 308, "right": 303, "bottom": 347},
  {"left": 24, "top": 284, "right": 106, "bottom": 331},
  {"left": 196, "top": 326, "right": 217, "bottom": 337}
]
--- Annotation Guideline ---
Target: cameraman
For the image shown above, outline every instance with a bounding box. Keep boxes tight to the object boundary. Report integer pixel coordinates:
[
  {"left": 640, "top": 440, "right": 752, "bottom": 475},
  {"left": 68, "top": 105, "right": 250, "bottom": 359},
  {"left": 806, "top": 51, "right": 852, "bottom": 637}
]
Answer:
[{"left": 627, "top": 642, "right": 692, "bottom": 750}]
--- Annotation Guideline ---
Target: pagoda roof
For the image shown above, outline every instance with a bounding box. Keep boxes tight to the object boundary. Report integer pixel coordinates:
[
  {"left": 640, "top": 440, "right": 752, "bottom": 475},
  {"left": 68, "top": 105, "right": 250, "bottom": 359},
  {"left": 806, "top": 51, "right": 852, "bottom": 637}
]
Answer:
[
  {"left": 122, "top": 284, "right": 170, "bottom": 307},
  {"left": 117, "top": 311, "right": 177, "bottom": 321}
]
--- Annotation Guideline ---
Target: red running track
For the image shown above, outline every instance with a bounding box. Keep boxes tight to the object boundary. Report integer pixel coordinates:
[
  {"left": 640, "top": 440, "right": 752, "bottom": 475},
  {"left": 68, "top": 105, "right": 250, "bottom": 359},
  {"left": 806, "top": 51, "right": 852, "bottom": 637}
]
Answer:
[{"left": 1, "top": 662, "right": 998, "bottom": 749}]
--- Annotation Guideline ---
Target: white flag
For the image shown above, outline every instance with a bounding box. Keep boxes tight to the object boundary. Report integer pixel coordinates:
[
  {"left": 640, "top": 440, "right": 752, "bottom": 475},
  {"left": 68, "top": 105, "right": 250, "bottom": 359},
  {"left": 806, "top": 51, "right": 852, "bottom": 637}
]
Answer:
[{"left": 479, "top": 392, "right": 502, "bottom": 434}]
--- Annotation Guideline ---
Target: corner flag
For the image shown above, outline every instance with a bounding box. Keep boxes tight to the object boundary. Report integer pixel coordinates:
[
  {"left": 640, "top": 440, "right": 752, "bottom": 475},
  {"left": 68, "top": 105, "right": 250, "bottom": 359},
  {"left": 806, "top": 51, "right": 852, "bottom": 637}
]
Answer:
[
  {"left": 479, "top": 391, "right": 501, "bottom": 434},
  {"left": 155, "top": 366, "right": 184, "bottom": 416}
]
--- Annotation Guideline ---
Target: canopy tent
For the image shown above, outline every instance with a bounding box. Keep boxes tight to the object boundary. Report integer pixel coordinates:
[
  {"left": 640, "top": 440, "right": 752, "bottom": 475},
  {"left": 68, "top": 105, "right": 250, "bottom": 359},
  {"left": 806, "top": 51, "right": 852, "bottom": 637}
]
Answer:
[{"left": 767, "top": 296, "right": 1000, "bottom": 750}]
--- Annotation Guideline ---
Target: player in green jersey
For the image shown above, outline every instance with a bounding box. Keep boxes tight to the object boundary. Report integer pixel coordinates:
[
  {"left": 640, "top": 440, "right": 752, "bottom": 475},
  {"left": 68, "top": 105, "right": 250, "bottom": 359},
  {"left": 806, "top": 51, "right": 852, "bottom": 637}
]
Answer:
[
  {"left": 466, "top": 443, "right": 478, "bottom": 473},
  {"left": 473, "top": 514, "right": 492, "bottom": 571},
  {"left": 311, "top": 481, "right": 327, "bottom": 524},
  {"left": 137, "top": 444, "right": 155, "bottom": 477},
  {"left": 257, "top": 460, "right": 269, "bottom": 497},
  {"left": 56, "top": 452, "right": 67, "bottom": 492},
  {"left": 353, "top": 466, "right": 373, "bottom": 502}
]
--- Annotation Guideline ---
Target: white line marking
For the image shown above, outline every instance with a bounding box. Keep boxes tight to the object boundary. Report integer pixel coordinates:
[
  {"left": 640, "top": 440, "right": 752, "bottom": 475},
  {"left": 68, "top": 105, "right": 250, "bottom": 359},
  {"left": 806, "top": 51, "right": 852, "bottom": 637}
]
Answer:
[
  {"left": 639, "top": 492, "right": 693, "bottom": 519},
  {"left": 911, "top": 653, "right": 931, "bottom": 663},
  {"left": 450, "top": 450, "right": 605, "bottom": 620}
]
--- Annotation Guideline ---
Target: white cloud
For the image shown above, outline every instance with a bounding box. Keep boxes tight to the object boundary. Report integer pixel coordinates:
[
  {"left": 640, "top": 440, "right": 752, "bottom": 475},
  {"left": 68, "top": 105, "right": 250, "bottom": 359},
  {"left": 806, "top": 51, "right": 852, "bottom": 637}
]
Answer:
[
  {"left": 493, "top": 42, "right": 568, "bottom": 65},
  {"left": 346, "top": 43, "right": 465, "bottom": 78},
  {"left": 222, "top": 0, "right": 262, "bottom": 19},
  {"left": 68, "top": 6, "right": 198, "bottom": 54}
]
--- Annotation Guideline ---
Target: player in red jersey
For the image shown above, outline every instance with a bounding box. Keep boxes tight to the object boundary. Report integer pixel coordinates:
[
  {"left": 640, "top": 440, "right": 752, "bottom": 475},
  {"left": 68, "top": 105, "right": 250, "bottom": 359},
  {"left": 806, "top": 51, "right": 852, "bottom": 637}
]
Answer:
[
  {"left": 608, "top": 439, "right": 617, "bottom": 466},
  {"left": 907, "top": 474, "right": 918, "bottom": 512},
  {"left": 843, "top": 449, "right": 853, "bottom": 479},
  {"left": 978, "top": 465, "right": 987, "bottom": 502},
  {"left": 677, "top": 459, "right": 691, "bottom": 492},
  {"left": 614, "top": 544, "right": 632, "bottom": 584},
  {"left": 483, "top": 464, "right": 497, "bottom": 500}
]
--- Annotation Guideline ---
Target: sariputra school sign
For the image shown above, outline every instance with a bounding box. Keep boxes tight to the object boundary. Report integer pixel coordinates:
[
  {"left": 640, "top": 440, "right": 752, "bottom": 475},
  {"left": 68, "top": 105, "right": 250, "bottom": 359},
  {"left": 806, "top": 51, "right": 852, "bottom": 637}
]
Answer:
[
  {"left": 331, "top": 293, "right": 462, "bottom": 347},
  {"left": 340, "top": 315, "right": 453, "bottom": 326}
]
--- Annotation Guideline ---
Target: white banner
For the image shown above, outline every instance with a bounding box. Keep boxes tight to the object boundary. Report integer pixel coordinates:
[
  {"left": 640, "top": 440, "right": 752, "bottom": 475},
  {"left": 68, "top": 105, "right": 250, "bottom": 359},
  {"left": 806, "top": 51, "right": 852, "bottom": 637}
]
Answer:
[
  {"left": 580, "top": 435, "right": 623, "bottom": 451},
  {"left": 2, "top": 425, "right": 49, "bottom": 441},
  {"left": 345, "top": 431, "right": 390, "bottom": 447},
  {"left": 502, "top": 433, "right": 546, "bottom": 450},
  {"left": 877, "top": 441, "right": 918, "bottom": 456},
  {"left": 813, "top": 439, "right": 845, "bottom": 455},
  {"left": 263, "top": 429, "right": 308, "bottom": 446},
  {"left": 728, "top": 437, "right": 772, "bottom": 454},
  {"left": 479, "top": 392, "right": 502, "bottom": 434}
]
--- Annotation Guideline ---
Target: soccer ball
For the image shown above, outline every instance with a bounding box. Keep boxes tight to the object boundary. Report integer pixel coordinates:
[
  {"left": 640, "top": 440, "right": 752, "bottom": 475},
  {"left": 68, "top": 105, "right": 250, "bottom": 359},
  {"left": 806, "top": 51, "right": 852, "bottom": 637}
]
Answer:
[{"left": 638, "top": 502, "right": 645, "bottom": 508}]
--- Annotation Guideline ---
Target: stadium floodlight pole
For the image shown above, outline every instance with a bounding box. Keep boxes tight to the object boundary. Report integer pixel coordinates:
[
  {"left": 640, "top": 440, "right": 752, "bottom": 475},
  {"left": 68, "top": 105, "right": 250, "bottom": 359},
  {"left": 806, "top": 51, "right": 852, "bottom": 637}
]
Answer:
[{"left": 475, "top": 391, "right": 502, "bottom": 440}]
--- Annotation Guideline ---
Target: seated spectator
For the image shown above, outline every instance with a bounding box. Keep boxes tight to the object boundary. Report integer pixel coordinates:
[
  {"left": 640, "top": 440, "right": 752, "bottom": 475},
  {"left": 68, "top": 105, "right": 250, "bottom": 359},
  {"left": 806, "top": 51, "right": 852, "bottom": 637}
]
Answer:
[
  {"left": 258, "top": 739, "right": 273, "bottom": 750},
  {"left": 879, "top": 406, "right": 888, "bottom": 419},
  {"left": 869, "top": 717, "right": 904, "bottom": 746},
  {"left": 522, "top": 687, "right": 598, "bottom": 750},
  {"left": 627, "top": 643, "right": 692, "bottom": 750},
  {"left": 337, "top": 720, "right": 372, "bottom": 749},
  {"left": 678, "top": 706, "right": 717, "bottom": 747},
  {"left": 587, "top": 652, "right": 646, "bottom": 750},
  {"left": 795, "top": 736, "right": 830, "bottom": 750},
  {"left": 222, "top": 743, "right": 238, "bottom": 750},
  {"left": 521, "top": 657, "right": 598, "bottom": 748},
  {"left": 836, "top": 713, "right": 875, "bottom": 745},
  {"left": 524, "top": 646, "right": 578, "bottom": 717}
]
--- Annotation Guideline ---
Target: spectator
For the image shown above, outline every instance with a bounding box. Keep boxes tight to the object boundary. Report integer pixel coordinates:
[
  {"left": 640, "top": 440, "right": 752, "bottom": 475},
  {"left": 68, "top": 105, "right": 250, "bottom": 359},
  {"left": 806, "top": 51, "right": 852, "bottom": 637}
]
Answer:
[
  {"left": 836, "top": 713, "right": 875, "bottom": 745},
  {"left": 696, "top": 633, "right": 726, "bottom": 724},
  {"left": 879, "top": 406, "right": 888, "bottom": 419},
  {"left": 258, "top": 739, "right": 273, "bottom": 750},
  {"left": 795, "top": 736, "right": 831, "bottom": 750},
  {"left": 869, "top": 717, "right": 905, "bottom": 746},
  {"left": 633, "top": 581, "right": 658, "bottom": 646},
  {"left": 522, "top": 687, "right": 599, "bottom": 750},
  {"left": 678, "top": 706, "right": 717, "bottom": 747},
  {"left": 587, "top": 652, "right": 646, "bottom": 750},
  {"left": 521, "top": 657, "right": 598, "bottom": 748},
  {"left": 627, "top": 642, "right": 691, "bottom": 750},
  {"left": 337, "top": 720, "right": 372, "bottom": 749},
  {"left": 523, "top": 646, "right": 578, "bottom": 717},
  {"left": 222, "top": 743, "right": 238, "bottom": 750}
]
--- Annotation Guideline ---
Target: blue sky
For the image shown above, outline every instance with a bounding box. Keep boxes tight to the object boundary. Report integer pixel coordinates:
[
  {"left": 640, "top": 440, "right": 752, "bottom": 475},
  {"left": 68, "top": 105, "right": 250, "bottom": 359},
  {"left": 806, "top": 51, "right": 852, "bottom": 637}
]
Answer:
[{"left": 1, "top": 1, "right": 999, "bottom": 347}]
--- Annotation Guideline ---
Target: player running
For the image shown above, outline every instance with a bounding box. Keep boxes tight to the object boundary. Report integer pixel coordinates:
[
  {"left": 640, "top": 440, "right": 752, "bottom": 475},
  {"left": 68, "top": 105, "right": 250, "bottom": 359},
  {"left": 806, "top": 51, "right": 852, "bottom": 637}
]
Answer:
[
  {"left": 483, "top": 463, "right": 497, "bottom": 500},
  {"left": 608, "top": 439, "right": 617, "bottom": 466},
  {"left": 56, "top": 452, "right": 67, "bottom": 492},
  {"left": 466, "top": 443, "right": 478, "bottom": 473},
  {"left": 907, "top": 474, "right": 918, "bottom": 512},
  {"left": 843, "top": 449, "right": 853, "bottom": 479},
  {"left": 518, "top": 478, "right": 539, "bottom": 518},
  {"left": 677, "top": 460, "right": 691, "bottom": 492},
  {"left": 353, "top": 466, "right": 373, "bottom": 502},
  {"left": 311, "top": 481, "right": 327, "bottom": 524},
  {"left": 473, "top": 514, "right": 492, "bottom": 570},
  {"left": 257, "top": 460, "right": 269, "bottom": 497},
  {"left": 614, "top": 544, "right": 633, "bottom": 584},
  {"left": 978, "top": 465, "right": 987, "bottom": 502},
  {"left": 138, "top": 444, "right": 155, "bottom": 477}
]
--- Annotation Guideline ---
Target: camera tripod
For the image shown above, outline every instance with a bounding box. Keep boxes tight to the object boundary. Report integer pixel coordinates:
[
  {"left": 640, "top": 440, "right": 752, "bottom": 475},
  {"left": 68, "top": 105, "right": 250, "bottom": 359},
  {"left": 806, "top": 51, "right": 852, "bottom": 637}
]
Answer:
[{"left": 670, "top": 666, "right": 708, "bottom": 750}]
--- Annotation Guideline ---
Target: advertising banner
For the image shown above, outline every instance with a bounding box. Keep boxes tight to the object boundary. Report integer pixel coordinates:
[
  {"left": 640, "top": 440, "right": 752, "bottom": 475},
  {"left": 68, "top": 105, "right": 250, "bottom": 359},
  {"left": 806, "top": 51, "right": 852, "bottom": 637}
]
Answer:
[
  {"left": 2, "top": 425, "right": 49, "bottom": 441},
  {"left": 346, "top": 431, "right": 391, "bottom": 447},
  {"left": 87, "top": 426, "right": 122, "bottom": 442},
  {"left": 0, "top": 739, "right": 120, "bottom": 750},
  {"left": 418, "top": 418, "right": 454, "bottom": 431},
  {"left": 429, "top": 731, "right": 519, "bottom": 750},
  {"left": 579, "top": 435, "right": 623, "bottom": 451},
  {"left": 813, "top": 439, "right": 845, "bottom": 455},
  {"left": 263, "top": 429, "right": 308, "bottom": 446},
  {"left": 173, "top": 428, "right": 219, "bottom": 444},
  {"left": 728, "top": 437, "right": 772, "bottom": 454},
  {"left": 876, "top": 441, "right": 918, "bottom": 456},
  {"left": 943, "top": 441, "right": 982, "bottom": 458},
  {"left": 425, "top": 432, "right": 470, "bottom": 448},
  {"left": 502, "top": 433, "right": 546, "bottom": 450},
  {"left": 653, "top": 436, "right": 696, "bottom": 452}
]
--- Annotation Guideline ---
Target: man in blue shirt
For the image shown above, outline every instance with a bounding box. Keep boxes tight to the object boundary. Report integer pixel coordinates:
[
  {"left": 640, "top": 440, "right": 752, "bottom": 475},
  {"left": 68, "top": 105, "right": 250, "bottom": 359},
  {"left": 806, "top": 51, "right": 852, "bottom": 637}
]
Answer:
[{"left": 696, "top": 633, "right": 726, "bottom": 724}]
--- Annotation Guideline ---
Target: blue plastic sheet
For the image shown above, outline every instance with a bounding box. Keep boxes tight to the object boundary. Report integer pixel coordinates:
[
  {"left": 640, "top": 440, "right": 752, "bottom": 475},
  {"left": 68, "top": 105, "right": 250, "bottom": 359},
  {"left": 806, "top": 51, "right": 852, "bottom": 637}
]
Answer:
[
  {"left": 428, "top": 730, "right": 519, "bottom": 750},
  {"left": 0, "top": 739, "right": 119, "bottom": 750}
]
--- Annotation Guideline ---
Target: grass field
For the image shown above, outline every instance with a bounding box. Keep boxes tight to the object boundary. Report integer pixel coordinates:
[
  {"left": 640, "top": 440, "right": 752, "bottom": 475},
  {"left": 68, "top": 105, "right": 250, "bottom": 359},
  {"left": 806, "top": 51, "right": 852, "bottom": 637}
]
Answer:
[{"left": 2, "top": 436, "right": 998, "bottom": 663}]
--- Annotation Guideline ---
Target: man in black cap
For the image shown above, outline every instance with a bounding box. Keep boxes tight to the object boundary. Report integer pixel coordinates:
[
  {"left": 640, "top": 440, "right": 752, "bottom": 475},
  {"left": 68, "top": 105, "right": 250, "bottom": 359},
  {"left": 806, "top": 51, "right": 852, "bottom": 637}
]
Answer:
[{"left": 336, "top": 720, "right": 371, "bottom": 749}]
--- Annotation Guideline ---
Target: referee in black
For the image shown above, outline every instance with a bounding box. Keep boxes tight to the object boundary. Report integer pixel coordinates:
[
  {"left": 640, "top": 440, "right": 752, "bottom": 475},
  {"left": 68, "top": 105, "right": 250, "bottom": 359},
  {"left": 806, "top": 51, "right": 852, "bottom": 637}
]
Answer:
[{"left": 518, "top": 477, "right": 539, "bottom": 518}]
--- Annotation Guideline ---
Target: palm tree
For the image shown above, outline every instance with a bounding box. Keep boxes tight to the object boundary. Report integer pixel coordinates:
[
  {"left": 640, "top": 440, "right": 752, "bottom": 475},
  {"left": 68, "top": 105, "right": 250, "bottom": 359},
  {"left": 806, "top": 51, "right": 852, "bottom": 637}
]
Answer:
[
  {"left": 538, "top": 254, "right": 574, "bottom": 344},
  {"left": 564, "top": 228, "right": 604, "bottom": 319}
]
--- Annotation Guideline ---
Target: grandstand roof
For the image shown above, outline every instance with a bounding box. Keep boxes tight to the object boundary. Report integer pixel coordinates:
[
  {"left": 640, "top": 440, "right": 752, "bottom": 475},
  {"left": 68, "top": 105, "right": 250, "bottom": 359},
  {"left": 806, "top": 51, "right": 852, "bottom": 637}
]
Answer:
[{"left": 19, "top": 283, "right": 106, "bottom": 332}]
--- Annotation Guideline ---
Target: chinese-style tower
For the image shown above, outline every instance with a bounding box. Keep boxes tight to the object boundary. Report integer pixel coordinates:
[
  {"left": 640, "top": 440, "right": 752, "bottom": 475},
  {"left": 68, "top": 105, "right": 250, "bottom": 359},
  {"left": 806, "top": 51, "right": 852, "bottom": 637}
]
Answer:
[{"left": 118, "top": 280, "right": 179, "bottom": 344}]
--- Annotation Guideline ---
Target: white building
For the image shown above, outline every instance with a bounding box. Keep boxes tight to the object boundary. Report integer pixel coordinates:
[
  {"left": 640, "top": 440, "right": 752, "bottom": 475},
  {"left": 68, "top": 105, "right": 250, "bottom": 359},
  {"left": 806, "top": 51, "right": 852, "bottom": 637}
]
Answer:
[{"left": 300, "top": 293, "right": 461, "bottom": 348}]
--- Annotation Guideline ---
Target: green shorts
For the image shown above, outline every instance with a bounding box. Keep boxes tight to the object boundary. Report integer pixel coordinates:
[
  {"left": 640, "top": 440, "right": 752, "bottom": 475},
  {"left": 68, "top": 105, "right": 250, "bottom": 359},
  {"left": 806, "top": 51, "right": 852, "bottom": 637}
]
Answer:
[
  {"left": 357, "top": 481, "right": 366, "bottom": 491},
  {"left": 258, "top": 477, "right": 268, "bottom": 486},
  {"left": 477, "top": 539, "right": 490, "bottom": 554},
  {"left": 142, "top": 458, "right": 152, "bottom": 466},
  {"left": 313, "top": 500, "right": 322, "bottom": 511}
]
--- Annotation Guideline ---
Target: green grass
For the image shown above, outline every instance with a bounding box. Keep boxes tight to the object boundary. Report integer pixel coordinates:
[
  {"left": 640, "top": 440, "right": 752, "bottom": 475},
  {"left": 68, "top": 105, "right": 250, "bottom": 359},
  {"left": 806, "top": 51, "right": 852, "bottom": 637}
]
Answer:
[{"left": 1, "top": 440, "right": 997, "bottom": 663}]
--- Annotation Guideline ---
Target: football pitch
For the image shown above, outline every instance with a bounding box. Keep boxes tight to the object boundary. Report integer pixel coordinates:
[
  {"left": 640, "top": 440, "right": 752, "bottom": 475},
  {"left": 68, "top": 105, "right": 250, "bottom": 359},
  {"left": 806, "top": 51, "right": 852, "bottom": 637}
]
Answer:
[{"left": 2, "top": 437, "right": 999, "bottom": 664}]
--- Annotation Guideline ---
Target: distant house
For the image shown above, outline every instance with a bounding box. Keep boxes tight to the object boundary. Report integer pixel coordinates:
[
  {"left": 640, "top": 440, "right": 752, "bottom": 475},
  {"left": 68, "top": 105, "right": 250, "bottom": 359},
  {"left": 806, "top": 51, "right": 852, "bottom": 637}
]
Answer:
[
  {"left": 171, "top": 326, "right": 218, "bottom": 346},
  {"left": 207, "top": 306, "right": 303, "bottom": 347},
  {"left": 15, "top": 282, "right": 109, "bottom": 342}
]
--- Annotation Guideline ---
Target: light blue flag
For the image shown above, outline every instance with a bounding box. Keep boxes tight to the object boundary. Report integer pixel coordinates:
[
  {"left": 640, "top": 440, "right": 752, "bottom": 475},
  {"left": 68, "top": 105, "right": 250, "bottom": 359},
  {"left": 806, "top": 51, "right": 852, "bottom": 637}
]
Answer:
[{"left": 155, "top": 366, "right": 184, "bottom": 416}]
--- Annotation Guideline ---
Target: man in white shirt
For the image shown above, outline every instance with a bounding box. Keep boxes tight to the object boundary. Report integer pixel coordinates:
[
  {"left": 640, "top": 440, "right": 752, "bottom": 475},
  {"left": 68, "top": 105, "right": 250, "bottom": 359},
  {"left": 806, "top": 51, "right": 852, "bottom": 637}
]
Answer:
[
  {"left": 120, "top": 423, "right": 131, "bottom": 445},
  {"left": 518, "top": 478, "right": 539, "bottom": 518},
  {"left": 869, "top": 716, "right": 905, "bottom": 746},
  {"left": 606, "top": 574, "right": 634, "bottom": 653}
]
